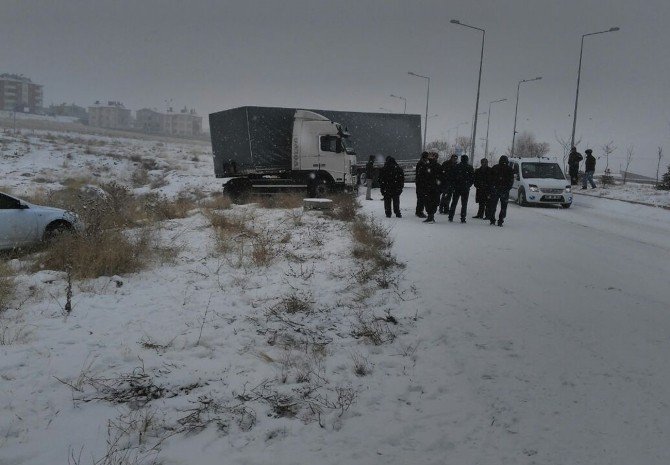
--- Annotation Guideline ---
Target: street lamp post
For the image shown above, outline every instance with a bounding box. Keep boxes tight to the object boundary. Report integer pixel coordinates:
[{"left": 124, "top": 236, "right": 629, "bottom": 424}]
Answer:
[
  {"left": 451, "top": 19, "right": 485, "bottom": 164},
  {"left": 570, "top": 26, "right": 620, "bottom": 148},
  {"left": 484, "top": 98, "right": 507, "bottom": 160},
  {"left": 390, "top": 94, "right": 407, "bottom": 114},
  {"left": 511, "top": 77, "right": 542, "bottom": 158},
  {"left": 408, "top": 71, "right": 430, "bottom": 150}
]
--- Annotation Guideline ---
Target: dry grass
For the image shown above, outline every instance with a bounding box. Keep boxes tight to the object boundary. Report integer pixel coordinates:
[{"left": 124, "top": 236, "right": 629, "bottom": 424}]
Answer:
[
  {"left": 203, "top": 209, "right": 254, "bottom": 254},
  {"left": 200, "top": 194, "right": 232, "bottom": 211},
  {"left": 0, "top": 261, "right": 14, "bottom": 312},
  {"left": 35, "top": 228, "right": 156, "bottom": 279},
  {"left": 324, "top": 193, "right": 359, "bottom": 222},
  {"left": 254, "top": 193, "right": 305, "bottom": 209}
]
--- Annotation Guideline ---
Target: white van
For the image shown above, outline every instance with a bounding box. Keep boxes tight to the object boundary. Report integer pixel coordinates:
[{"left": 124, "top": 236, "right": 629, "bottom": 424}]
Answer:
[{"left": 508, "top": 157, "right": 573, "bottom": 208}]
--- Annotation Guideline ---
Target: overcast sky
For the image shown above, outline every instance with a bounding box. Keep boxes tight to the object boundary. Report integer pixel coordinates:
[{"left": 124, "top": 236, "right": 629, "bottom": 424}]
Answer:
[{"left": 3, "top": 0, "right": 669, "bottom": 175}]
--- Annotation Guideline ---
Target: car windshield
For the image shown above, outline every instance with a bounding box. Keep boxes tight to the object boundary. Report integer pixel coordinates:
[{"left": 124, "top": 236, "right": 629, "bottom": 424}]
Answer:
[{"left": 521, "top": 162, "right": 566, "bottom": 180}]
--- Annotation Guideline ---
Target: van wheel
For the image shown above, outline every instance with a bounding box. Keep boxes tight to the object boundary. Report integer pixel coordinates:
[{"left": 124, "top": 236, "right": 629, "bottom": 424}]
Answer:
[
  {"left": 518, "top": 188, "right": 528, "bottom": 206},
  {"left": 562, "top": 203, "right": 571, "bottom": 209}
]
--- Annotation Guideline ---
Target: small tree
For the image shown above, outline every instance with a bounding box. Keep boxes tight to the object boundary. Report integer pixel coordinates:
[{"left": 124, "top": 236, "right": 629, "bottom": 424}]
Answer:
[
  {"left": 656, "top": 147, "right": 664, "bottom": 185},
  {"left": 555, "top": 132, "right": 582, "bottom": 172},
  {"left": 511, "top": 131, "right": 550, "bottom": 158},
  {"left": 601, "top": 141, "right": 616, "bottom": 172},
  {"left": 657, "top": 164, "right": 670, "bottom": 190},
  {"left": 622, "top": 145, "right": 635, "bottom": 184}
]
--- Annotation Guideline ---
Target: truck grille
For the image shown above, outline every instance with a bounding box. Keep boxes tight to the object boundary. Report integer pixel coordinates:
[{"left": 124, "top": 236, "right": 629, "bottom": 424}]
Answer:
[{"left": 541, "top": 188, "right": 564, "bottom": 194}]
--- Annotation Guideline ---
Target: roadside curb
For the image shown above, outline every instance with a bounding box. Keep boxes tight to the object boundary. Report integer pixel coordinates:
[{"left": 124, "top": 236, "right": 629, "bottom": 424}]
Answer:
[{"left": 574, "top": 191, "right": 670, "bottom": 211}]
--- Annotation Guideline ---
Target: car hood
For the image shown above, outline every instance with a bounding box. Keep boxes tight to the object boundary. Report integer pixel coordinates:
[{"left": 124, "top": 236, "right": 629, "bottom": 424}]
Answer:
[{"left": 524, "top": 179, "right": 569, "bottom": 189}]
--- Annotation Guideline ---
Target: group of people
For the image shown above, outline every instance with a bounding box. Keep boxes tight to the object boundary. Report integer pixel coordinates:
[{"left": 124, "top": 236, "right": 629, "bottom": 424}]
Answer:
[
  {"left": 567, "top": 146, "right": 598, "bottom": 189},
  {"left": 370, "top": 152, "right": 515, "bottom": 227}
]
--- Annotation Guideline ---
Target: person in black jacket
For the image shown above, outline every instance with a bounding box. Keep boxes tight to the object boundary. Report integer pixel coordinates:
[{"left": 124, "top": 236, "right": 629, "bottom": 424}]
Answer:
[
  {"left": 581, "top": 149, "right": 597, "bottom": 189},
  {"left": 472, "top": 158, "right": 491, "bottom": 219},
  {"left": 448, "top": 155, "right": 475, "bottom": 223},
  {"left": 414, "top": 152, "right": 429, "bottom": 218},
  {"left": 379, "top": 156, "right": 405, "bottom": 218},
  {"left": 416, "top": 152, "right": 441, "bottom": 223},
  {"left": 439, "top": 154, "right": 458, "bottom": 214},
  {"left": 365, "top": 155, "right": 375, "bottom": 200},
  {"left": 568, "top": 147, "right": 583, "bottom": 186},
  {"left": 487, "top": 155, "right": 515, "bottom": 227}
]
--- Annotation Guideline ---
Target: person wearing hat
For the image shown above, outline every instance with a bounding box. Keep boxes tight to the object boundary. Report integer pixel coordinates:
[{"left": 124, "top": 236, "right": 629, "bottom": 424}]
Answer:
[
  {"left": 378, "top": 156, "right": 405, "bottom": 218},
  {"left": 417, "top": 151, "right": 441, "bottom": 223},
  {"left": 448, "top": 155, "right": 475, "bottom": 223},
  {"left": 487, "top": 155, "right": 515, "bottom": 227},
  {"left": 473, "top": 158, "right": 491, "bottom": 219},
  {"left": 582, "top": 149, "right": 597, "bottom": 189},
  {"left": 414, "top": 152, "right": 429, "bottom": 217},
  {"left": 568, "top": 146, "right": 583, "bottom": 186}
]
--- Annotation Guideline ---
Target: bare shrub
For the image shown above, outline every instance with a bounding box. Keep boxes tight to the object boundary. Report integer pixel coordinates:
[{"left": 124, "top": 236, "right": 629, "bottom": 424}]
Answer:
[
  {"left": 131, "top": 166, "right": 150, "bottom": 187},
  {"left": 141, "top": 193, "right": 195, "bottom": 221},
  {"left": 351, "top": 316, "right": 396, "bottom": 345},
  {"left": 204, "top": 210, "right": 254, "bottom": 254},
  {"left": 0, "top": 261, "right": 14, "bottom": 312},
  {"left": 350, "top": 352, "right": 371, "bottom": 377},
  {"left": 269, "top": 292, "right": 313, "bottom": 315},
  {"left": 36, "top": 228, "right": 156, "bottom": 279},
  {"left": 325, "top": 193, "right": 359, "bottom": 222},
  {"left": 251, "top": 231, "right": 278, "bottom": 267}
]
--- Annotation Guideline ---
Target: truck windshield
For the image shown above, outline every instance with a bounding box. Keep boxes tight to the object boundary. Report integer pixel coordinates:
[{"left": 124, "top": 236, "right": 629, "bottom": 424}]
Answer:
[{"left": 521, "top": 162, "right": 566, "bottom": 180}]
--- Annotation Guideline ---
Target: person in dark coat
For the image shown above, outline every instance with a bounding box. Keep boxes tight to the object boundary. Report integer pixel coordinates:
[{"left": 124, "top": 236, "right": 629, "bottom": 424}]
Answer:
[
  {"left": 365, "top": 155, "right": 375, "bottom": 200},
  {"left": 379, "top": 156, "right": 405, "bottom": 218},
  {"left": 487, "top": 155, "right": 515, "bottom": 227},
  {"left": 448, "top": 155, "right": 475, "bottom": 223},
  {"left": 568, "top": 147, "right": 583, "bottom": 186},
  {"left": 414, "top": 152, "right": 429, "bottom": 218},
  {"left": 473, "top": 158, "right": 491, "bottom": 219},
  {"left": 439, "top": 154, "right": 458, "bottom": 214},
  {"left": 581, "top": 149, "right": 597, "bottom": 189},
  {"left": 416, "top": 152, "right": 441, "bottom": 223}
]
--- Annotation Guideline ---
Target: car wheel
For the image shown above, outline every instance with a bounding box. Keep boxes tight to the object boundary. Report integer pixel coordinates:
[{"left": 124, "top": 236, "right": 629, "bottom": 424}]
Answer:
[
  {"left": 518, "top": 188, "right": 527, "bottom": 206},
  {"left": 44, "top": 221, "right": 73, "bottom": 242},
  {"left": 561, "top": 203, "right": 571, "bottom": 209}
]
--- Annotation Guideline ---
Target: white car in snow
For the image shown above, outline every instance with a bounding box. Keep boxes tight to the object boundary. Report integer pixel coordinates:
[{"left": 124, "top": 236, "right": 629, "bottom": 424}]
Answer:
[
  {"left": 508, "top": 157, "right": 573, "bottom": 208},
  {"left": 0, "top": 192, "right": 82, "bottom": 250}
]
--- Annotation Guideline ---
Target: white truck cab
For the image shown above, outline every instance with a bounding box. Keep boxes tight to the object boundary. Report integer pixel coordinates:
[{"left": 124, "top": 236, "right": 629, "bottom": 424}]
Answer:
[
  {"left": 508, "top": 157, "right": 573, "bottom": 208},
  {"left": 291, "top": 110, "right": 357, "bottom": 193}
]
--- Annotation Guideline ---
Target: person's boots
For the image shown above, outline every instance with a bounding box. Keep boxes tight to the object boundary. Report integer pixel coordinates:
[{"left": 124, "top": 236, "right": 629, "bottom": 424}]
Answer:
[{"left": 423, "top": 216, "right": 435, "bottom": 223}]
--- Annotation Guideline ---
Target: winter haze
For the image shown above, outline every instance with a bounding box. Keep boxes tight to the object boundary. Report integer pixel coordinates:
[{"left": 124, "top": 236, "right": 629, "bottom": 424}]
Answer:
[{"left": 3, "top": 0, "right": 669, "bottom": 174}]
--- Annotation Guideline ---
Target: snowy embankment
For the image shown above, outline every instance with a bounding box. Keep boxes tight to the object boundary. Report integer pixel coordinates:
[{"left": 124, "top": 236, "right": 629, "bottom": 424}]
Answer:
[
  {"left": 575, "top": 180, "right": 670, "bottom": 208},
  {"left": 2, "top": 130, "right": 670, "bottom": 464}
]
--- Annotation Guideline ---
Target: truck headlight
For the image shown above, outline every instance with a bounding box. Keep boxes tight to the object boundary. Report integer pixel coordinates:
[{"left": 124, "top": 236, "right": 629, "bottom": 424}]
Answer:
[{"left": 529, "top": 184, "right": 539, "bottom": 192}]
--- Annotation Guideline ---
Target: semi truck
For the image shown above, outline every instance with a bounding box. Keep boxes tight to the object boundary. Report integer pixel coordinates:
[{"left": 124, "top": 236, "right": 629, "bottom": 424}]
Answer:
[{"left": 209, "top": 106, "right": 422, "bottom": 197}]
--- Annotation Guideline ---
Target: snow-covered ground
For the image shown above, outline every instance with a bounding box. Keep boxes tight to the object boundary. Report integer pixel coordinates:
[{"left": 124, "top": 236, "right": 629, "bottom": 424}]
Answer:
[
  {"left": 2, "top": 131, "right": 670, "bottom": 464},
  {"left": 575, "top": 180, "right": 670, "bottom": 208}
]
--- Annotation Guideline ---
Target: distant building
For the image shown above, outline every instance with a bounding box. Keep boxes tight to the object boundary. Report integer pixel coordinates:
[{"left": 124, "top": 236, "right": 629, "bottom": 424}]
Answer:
[
  {"left": 135, "top": 108, "right": 163, "bottom": 133},
  {"left": 0, "top": 73, "right": 43, "bottom": 113},
  {"left": 47, "top": 103, "right": 88, "bottom": 123},
  {"left": 136, "top": 106, "right": 202, "bottom": 137},
  {"left": 88, "top": 101, "right": 131, "bottom": 129}
]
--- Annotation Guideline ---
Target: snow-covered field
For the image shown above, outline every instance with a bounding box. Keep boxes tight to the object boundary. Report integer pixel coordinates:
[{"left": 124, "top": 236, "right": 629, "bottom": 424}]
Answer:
[{"left": 2, "top": 130, "right": 670, "bottom": 464}]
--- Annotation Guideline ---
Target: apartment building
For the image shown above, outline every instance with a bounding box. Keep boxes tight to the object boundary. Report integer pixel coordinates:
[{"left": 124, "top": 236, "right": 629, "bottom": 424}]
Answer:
[
  {"left": 88, "top": 101, "right": 131, "bottom": 129},
  {"left": 0, "top": 74, "right": 43, "bottom": 113}
]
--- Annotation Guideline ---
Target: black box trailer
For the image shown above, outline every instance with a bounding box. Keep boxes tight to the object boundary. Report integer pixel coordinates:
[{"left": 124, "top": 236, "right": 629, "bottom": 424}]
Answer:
[{"left": 209, "top": 106, "right": 422, "bottom": 178}]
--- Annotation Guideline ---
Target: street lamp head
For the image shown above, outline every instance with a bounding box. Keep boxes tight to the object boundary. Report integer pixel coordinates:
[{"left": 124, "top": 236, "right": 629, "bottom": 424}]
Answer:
[
  {"left": 609, "top": 27, "right": 620, "bottom": 31},
  {"left": 535, "top": 76, "right": 542, "bottom": 80},
  {"left": 407, "top": 71, "right": 415, "bottom": 76},
  {"left": 450, "top": 19, "right": 460, "bottom": 24}
]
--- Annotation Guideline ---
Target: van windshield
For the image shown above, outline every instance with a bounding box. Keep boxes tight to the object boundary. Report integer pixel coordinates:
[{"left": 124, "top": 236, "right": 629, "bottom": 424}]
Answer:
[{"left": 521, "top": 162, "right": 566, "bottom": 180}]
